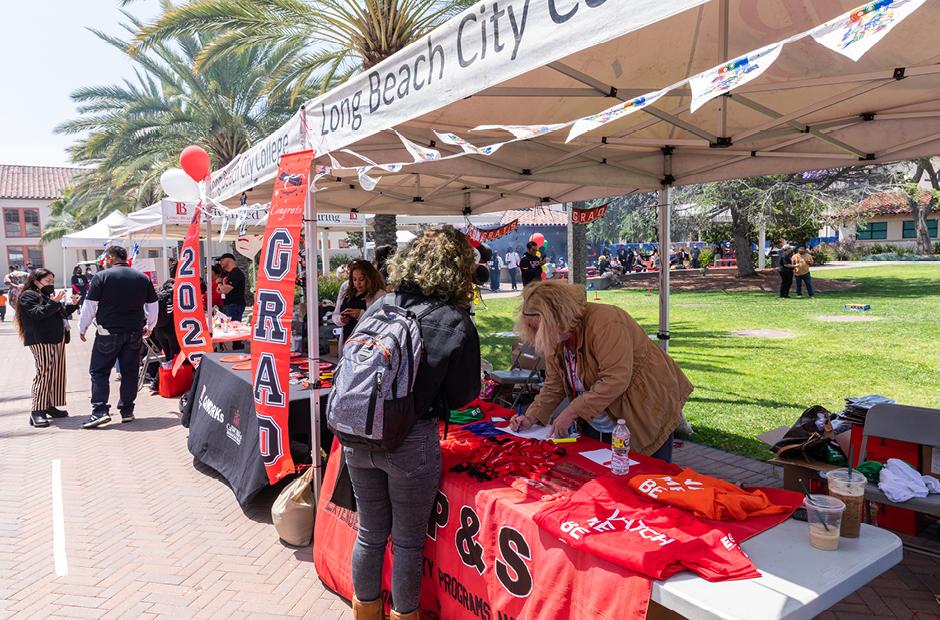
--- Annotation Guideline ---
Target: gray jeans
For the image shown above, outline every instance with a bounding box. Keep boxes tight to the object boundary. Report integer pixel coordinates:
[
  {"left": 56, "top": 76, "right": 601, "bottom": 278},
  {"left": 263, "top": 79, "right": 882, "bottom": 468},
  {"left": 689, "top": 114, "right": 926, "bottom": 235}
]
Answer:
[{"left": 344, "top": 420, "right": 441, "bottom": 613}]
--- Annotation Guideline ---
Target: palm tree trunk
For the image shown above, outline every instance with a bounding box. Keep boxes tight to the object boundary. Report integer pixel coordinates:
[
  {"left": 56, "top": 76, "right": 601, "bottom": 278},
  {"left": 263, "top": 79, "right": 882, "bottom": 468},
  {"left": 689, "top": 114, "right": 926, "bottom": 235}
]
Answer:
[{"left": 372, "top": 214, "right": 397, "bottom": 250}]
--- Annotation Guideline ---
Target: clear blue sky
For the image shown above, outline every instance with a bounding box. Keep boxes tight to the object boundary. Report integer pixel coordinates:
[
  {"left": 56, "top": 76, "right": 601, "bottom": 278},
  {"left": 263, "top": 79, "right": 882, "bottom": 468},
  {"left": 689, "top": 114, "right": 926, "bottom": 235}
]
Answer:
[{"left": 0, "top": 0, "right": 162, "bottom": 167}]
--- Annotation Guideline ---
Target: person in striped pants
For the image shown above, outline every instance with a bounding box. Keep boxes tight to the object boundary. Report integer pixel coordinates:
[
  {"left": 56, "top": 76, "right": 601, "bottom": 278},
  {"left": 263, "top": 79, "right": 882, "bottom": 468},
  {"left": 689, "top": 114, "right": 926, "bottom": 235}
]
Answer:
[{"left": 16, "top": 269, "right": 79, "bottom": 428}]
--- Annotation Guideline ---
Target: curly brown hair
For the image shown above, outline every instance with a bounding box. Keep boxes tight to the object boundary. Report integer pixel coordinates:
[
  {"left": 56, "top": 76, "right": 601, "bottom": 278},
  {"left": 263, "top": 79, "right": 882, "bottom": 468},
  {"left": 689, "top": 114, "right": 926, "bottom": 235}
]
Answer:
[{"left": 387, "top": 226, "right": 475, "bottom": 308}]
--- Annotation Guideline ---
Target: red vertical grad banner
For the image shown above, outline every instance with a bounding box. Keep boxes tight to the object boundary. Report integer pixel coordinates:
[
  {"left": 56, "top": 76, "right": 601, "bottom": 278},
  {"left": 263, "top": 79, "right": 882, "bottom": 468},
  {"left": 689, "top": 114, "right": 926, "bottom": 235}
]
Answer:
[
  {"left": 251, "top": 150, "right": 314, "bottom": 484},
  {"left": 173, "top": 207, "right": 213, "bottom": 373}
]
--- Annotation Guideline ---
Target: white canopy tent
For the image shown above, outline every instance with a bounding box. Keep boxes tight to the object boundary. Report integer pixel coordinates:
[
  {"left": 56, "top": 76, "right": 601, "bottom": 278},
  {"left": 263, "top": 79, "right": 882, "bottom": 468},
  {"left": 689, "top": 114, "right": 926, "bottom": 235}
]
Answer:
[{"left": 195, "top": 0, "right": 940, "bottom": 496}]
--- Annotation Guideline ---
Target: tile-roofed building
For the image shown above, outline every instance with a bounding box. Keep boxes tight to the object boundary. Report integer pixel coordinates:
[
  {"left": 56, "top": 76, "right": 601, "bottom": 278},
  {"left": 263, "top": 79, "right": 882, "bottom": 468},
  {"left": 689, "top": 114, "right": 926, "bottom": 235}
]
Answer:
[
  {"left": 499, "top": 207, "right": 569, "bottom": 227},
  {"left": 0, "top": 165, "right": 83, "bottom": 200},
  {"left": 834, "top": 190, "right": 940, "bottom": 246},
  {"left": 0, "top": 165, "right": 85, "bottom": 287}
]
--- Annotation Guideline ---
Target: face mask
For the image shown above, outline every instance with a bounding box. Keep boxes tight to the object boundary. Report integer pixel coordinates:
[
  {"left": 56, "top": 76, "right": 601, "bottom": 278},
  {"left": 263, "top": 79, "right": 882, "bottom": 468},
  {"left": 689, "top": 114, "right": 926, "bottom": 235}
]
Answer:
[{"left": 40, "top": 285, "right": 55, "bottom": 296}]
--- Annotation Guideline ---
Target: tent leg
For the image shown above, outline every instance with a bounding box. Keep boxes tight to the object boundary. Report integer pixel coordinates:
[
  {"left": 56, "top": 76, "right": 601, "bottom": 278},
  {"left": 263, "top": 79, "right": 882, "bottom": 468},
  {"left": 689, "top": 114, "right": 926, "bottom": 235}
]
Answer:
[
  {"left": 305, "top": 190, "right": 323, "bottom": 501},
  {"left": 758, "top": 219, "right": 767, "bottom": 270},
  {"left": 566, "top": 203, "right": 575, "bottom": 285},
  {"left": 205, "top": 209, "right": 212, "bottom": 324},
  {"left": 62, "top": 251, "right": 68, "bottom": 291},
  {"left": 320, "top": 231, "right": 329, "bottom": 276},
  {"left": 162, "top": 220, "right": 170, "bottom": 283},
  {"left": 658, "top": 148, "right": 673, "bottom": 353}
]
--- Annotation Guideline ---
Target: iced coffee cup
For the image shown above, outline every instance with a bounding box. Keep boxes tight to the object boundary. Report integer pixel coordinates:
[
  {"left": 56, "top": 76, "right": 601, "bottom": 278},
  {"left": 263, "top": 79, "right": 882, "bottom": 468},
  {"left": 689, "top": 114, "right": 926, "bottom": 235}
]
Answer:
[
  {"left": 827, "top": 468, "right": 866, "bottom": 538},
  {"left": 804, "top": 495, "right": 845, "bottom": 551}
]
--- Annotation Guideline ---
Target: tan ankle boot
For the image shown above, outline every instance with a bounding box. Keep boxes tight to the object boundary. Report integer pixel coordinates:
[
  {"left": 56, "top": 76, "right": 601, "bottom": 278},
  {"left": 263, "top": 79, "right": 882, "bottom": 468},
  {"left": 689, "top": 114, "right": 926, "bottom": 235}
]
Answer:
[
  {"left": 389, "top": 609, "right": 420, "bottom": 620},
  {"left": 353, "top": 596, "right": 383, "bottom": 620}
]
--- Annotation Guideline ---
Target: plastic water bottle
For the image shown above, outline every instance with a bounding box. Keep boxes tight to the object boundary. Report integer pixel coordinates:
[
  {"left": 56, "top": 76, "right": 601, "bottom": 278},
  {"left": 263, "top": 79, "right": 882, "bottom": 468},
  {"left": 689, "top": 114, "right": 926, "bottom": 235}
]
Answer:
[{"left": 611, "top": 419, "right": 631, "bottom": 476}]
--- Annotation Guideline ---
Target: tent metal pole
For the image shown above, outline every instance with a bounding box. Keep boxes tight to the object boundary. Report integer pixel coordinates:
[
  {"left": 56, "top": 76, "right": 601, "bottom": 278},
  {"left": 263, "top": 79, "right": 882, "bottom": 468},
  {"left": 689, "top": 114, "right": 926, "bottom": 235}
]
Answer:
[
  {"left": 205, "top": 206, "right": 212, "bottom": 325},
  {"left": 320, "top": 231, "right": 329, "bottom": 276},
  {"left": 362, "top": 217, "right": 367, "bottom": 258},
  {"left": 304, "top": 189, "right": 323, "bottom": 501},
  {"left": 567, "top": 203, "right": 575, "bottom": 285},
  {"left": 658, "top": 148, "right": 673, "bottom": 353},
  {"left": 161, "top": 219, "right": 169, "bottom": 283},
  {"left": 758, "top": 219, "right": 767, "bottom": 271}
]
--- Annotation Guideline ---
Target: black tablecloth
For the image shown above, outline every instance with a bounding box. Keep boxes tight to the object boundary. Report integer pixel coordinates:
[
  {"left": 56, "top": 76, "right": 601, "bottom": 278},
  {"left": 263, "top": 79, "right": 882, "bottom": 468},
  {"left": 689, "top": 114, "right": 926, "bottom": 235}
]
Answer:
[{"left": 181, "top": 353, "right": 330, "bottom": 505}]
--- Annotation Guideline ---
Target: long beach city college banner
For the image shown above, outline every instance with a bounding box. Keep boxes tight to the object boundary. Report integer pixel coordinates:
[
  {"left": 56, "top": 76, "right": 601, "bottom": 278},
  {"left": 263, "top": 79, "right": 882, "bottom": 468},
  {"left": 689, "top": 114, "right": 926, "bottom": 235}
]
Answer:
[
  {"left": 251, "top": 149, "right": 314, "bottom": 484},
  {"left": 173, "top": 209, "right": 213, "bottom": 373}
]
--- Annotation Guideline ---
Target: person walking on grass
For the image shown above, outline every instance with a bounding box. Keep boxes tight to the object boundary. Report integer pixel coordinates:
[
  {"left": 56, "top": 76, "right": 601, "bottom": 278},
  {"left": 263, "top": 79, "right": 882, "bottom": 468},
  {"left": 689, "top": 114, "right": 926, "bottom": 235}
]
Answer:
[
  {"left": 793, "top": 246, "right": 815, "bottom": 298},
  {"left": 79, "top": 246, "right": 159, "bottom": 429},
  {"left": 778, "top": 245, "right": 795, "bottom": 298},
  {"left": 16, "top": 269, "right": 80, "bottom": 428}
]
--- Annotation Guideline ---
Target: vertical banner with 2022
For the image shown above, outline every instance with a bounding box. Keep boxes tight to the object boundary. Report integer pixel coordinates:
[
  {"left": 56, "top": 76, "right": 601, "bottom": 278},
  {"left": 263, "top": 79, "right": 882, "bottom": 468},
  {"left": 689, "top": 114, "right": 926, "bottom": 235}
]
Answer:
[
  {"left": 251, "top": 149, "right": 314, "bottom": 484},
  {"left": 173, "top": 207, "right": 213, "bottom": 373}
]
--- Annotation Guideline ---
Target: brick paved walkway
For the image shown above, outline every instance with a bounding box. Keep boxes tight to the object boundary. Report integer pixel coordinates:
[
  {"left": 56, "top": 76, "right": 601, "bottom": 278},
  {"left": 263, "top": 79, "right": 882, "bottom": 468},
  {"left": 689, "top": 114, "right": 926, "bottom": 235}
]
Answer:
[{"left": 0, "top": 318, "right": 937, "bottom": 619}]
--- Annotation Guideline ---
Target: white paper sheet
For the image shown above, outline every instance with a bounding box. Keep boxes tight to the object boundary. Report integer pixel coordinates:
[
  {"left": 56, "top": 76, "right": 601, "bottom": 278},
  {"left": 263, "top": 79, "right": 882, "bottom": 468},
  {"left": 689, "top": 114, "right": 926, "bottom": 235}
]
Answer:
[
  {"left": 579, "top": 448, "right": 639, "bottom": 468},
  {"left": 497, "top": 424, "right": 578, "bottom": 441}
]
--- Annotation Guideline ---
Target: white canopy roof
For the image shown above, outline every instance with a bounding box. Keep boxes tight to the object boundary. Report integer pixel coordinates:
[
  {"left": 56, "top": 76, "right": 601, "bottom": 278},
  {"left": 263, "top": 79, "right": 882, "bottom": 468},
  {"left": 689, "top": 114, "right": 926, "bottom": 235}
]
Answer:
[
  {"left": 207, "top": 0, "right": 940, "bottom": 216},
  {"left": 60, "top": 211, "right": 130, "bottom": 248}
]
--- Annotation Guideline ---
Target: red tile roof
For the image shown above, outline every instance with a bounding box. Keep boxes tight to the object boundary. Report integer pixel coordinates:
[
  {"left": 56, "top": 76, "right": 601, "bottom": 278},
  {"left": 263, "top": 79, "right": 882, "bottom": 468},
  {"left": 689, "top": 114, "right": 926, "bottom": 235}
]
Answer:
[
  {"left": 499, "top": 208, "right": 569, "bottom": 227},
  {"left": 835, "top": 190, "right": 938, "bottom": 220},
  {"left": 0, "top": 165, "right": 84, "bottom": 200}
]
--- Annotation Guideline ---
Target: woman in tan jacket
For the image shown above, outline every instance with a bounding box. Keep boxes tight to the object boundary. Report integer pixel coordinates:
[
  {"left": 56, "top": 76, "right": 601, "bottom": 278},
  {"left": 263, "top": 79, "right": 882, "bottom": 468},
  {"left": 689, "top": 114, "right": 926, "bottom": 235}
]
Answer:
[{"left": 509, "top": 280, "right": 692, "bottom": 460}]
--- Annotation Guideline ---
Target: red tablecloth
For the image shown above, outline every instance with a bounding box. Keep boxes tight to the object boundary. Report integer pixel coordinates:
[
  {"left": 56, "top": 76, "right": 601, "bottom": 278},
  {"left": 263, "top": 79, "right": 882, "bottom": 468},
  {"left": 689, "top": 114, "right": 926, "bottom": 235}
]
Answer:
[{"left": 313, "top": 413, "right": 799, "bottom": 620}]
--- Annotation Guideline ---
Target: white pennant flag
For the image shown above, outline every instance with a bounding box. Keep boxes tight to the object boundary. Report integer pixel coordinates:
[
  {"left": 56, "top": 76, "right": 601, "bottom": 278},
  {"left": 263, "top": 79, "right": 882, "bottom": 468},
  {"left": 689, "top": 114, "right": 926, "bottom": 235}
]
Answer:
[
  {"left": 811, "top": 0, "right": 925, "bottom": 62},
  {"left": 357, "top": 166, "right": 380, "bottom": 191},
  {"left": 472, "top": 124, "right": 567, "bottom": 140},
  {"left": 566, "top": 88, "right": 669, "bottom": 142},
  {"left": 434, "top": 131, "right": 483, "bottom": 154},
  {"left": 689, "top": 43, "right": 784, "bottom": 113},
  {"left": 394, "top": 131, "right": 442, "bottom": 162}
]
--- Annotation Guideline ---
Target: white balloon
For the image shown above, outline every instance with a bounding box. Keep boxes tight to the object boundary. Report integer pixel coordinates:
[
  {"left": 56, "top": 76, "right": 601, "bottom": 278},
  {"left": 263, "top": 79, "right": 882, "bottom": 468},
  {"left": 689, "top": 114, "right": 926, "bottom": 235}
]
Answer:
[{"left": 160, "top": 168, "right": 201, "bottom": 202}]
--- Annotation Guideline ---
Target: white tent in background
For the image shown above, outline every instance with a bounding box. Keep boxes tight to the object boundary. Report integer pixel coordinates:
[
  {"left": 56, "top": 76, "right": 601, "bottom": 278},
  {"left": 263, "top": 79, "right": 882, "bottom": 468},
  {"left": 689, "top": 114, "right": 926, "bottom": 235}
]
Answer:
[
  {"left": 60, "top": 211, "right": 130, "bottom": 248},
  {"left": 196, "top": 0, "right": 940, "bottom": 497}
]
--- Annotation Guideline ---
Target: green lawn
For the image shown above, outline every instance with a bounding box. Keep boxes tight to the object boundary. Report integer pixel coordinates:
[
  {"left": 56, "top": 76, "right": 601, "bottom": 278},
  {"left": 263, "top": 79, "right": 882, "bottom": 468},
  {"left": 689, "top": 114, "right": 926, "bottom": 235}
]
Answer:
[{"left": 475, "top": 264, "right": 940, "bottom": 459}]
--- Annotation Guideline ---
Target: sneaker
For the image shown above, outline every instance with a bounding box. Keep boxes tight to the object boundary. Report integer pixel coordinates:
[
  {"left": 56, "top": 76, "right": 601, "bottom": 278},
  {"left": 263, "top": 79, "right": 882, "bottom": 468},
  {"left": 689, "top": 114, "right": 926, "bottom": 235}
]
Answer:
[
  {"left": 46, "top": 406, "right": 69, "bottom": 418},
  {"left": 83, "top": 411, "right": 111, "bottom": 429},
  {"left": 120, "top": 411, "right": 135, "bottom": 423}
]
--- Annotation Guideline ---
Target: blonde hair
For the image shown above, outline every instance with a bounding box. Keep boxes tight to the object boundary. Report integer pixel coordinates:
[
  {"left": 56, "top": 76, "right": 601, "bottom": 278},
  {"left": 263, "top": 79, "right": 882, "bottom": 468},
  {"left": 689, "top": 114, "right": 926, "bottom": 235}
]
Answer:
[
  {"left": 516, "top": 281, "right": 587, "bottom": 356},
  {"left": 387, "top": 226, "right": 475, "bottom": 308}
]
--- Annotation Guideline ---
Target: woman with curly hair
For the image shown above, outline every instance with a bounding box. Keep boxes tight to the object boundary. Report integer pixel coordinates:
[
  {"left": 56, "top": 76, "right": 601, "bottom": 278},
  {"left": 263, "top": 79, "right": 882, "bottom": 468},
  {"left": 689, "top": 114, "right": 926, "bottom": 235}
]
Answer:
[
  {"left": 332, "top": 259, "right": 386, "bottom": 341},
  {"left": 347, "top": 226, "right": 481, "bottom": 620},
  {"left": 509, "top": 280, "right": 692, "bottom": 462}
]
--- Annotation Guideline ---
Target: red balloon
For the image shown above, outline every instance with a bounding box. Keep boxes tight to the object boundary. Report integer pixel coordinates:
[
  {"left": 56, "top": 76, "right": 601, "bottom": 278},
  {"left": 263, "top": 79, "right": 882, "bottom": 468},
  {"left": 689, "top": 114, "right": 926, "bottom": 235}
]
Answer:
[
  {"left": 179, "top": 145, "right": 211, "bottom": 181},
  {"left": 529, "top": 232, "right": 546, "bottom": 247}
]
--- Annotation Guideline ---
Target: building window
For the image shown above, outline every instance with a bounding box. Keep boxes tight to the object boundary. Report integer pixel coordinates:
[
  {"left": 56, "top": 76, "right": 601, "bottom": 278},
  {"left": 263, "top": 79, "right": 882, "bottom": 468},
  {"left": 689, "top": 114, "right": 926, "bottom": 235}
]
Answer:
[
  {"left": 7, "top": 246, "right": 44, "bottom": 269},
  {"left": 902, "top": 219, "right": 938, "bottom": 239},
  {"left": 856, "top": 221, "right": 888, "bottom": 240},
  {"left": 3, "top": 208, "right": 41, "bottom": 238}
]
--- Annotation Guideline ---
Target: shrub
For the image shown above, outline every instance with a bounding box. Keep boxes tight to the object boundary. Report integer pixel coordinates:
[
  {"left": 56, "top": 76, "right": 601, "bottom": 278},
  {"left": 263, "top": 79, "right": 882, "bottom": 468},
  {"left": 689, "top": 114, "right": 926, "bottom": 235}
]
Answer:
[
  {"left": 697, "top": 248, "right": 714, "bottom": 267},
  {"left": 861, "top": 253, "right": 940, "bottom": 261},
  {"left": 812, "top": 245, "right": 831, "bottom": 266},
  {"left": 827, "top": 240, "right": 866, "bottom": 261},
  {"left": 317, "top": 275, "right": 344, "bottom": 302},
  {"left": 329, "top": 254, "right": 354, "bottom": 271}
]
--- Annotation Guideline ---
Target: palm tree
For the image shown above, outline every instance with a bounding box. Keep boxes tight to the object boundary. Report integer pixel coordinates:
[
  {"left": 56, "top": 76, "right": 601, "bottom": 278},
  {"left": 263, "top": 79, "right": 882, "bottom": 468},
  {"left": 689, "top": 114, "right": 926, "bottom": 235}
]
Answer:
[
  {"left": 133, "top": 0, "right": 476, "bottom": 247},
  {"left": 55, "top": 8, "right": 310, "bottom": 232}
]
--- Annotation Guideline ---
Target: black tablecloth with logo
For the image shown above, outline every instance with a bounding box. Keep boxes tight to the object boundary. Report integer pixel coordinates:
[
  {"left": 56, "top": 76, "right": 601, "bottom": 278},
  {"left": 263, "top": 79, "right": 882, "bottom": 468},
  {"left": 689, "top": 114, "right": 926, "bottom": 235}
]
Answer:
[{"left": 181, "top": 352, "right": 329, "bottom": 506}]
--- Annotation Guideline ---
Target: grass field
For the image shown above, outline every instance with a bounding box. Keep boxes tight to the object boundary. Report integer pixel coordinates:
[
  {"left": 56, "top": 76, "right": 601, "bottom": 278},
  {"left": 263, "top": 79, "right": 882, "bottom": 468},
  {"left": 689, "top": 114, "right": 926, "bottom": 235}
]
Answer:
[{"left": 475, "top": 264, "right": 940, "bottom": 459}]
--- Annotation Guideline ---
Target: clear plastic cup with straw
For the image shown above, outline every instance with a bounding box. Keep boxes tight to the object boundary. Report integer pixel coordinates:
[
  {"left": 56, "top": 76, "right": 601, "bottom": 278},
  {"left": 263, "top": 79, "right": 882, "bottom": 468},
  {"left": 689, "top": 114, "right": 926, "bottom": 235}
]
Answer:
[
  {"left": 804, "top": 495, "right": 845, "bottom": 551},
  {"left": 827, "top": 468, "right": 866, "bottom": 538}
]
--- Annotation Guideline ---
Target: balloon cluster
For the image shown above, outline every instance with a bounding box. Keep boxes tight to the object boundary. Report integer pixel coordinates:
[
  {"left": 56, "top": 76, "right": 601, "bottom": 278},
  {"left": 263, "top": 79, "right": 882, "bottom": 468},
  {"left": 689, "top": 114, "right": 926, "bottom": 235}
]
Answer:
[{"left": 159, "top": 145, "right": 212, "bottom": 202}]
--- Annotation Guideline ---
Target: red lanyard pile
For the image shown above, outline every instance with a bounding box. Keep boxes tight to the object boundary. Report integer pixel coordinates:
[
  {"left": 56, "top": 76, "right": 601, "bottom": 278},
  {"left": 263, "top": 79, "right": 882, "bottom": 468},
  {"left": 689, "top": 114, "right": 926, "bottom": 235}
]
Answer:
[{"left": 449, "top": 436, "right": 567, "bottom": 482}]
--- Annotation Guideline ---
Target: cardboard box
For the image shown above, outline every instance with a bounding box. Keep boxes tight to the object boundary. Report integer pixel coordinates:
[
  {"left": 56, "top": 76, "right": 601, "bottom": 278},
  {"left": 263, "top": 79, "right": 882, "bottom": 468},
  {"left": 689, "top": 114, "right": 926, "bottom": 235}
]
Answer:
[{"left": 922, "top": 445, "right": 940, "bottom": 481}]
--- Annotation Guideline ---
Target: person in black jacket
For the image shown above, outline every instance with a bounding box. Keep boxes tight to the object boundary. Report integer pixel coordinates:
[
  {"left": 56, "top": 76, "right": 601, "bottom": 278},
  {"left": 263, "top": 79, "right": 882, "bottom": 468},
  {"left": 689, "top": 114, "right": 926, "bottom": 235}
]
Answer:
[
  {"left": 520, "top": 241, "right": 544, "bottom": 287},
  {"left": 16, "top": 269, "right": 79, "bottom": 428},
  {"left": 346, "top": 226, "right": 481, "bottom": 620}
]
